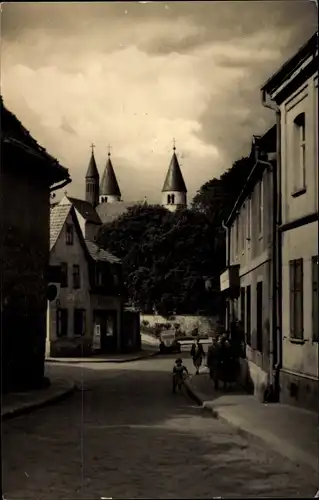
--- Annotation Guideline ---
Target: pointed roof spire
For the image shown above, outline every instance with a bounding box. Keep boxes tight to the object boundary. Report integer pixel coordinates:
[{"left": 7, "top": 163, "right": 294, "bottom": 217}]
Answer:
[
  {"left": 85, "top": 143, "right": 99, "bottom": 178},
  {"left": 161, "top": 141, "right": 187, "bottom": 193},
  {"left": 100, "top": 146, "right": 121, "bottom": 197}
]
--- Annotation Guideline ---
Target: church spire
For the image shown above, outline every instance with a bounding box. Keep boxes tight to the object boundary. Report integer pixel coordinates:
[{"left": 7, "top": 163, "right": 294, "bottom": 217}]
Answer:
[
  {"left": 85, "top": 144, "right": 99, "bottom": 207},
  {"left": 99, "top": 146, "right": 122, "bottom": 204},
  {"left": 161, "top": 141, "right": 187, "bottom": 212}
]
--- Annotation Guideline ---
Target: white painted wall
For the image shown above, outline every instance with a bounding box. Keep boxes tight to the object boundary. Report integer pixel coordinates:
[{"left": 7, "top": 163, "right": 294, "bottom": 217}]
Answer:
[
  {"left": 280, "top": 73, "right": 318, "bottom": 224},
  {"left": 162, "top": 191, "right": 187, "bottom": 212},
  {"left": 99, "top": 194, "right": 121, "bottom": 204},
  {"left": 279, "top": 66, "right": 318, "bottom": 381},
  {"left": 281, "top": 222, "right": 318, "bottom": 378}
]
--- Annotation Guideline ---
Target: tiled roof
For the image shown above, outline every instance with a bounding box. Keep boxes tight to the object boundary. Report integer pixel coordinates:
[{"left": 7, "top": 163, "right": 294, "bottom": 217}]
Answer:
[
  {"left": 96, "top": 201, "right": 133, "bottom": 224},
  {"left": 84, "top": 239, "right": 121, "bottom": 264},
  {"left": 67, "top": 196, "right": 102, "bottom": 224},
  {"left": 162, "top": 151, "right": 187, "bottom": 193},
  {"left": 100, "top": 156, "right": 121, "bottom": 197},
  {"left": 50, "top": 204, "right": 72, "bottom": 250}
]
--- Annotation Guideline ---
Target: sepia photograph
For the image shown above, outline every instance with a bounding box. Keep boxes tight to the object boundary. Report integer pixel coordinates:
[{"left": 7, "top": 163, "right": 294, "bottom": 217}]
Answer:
[{"left": 0, "top": 1, "right": 318, "bottom": 498}]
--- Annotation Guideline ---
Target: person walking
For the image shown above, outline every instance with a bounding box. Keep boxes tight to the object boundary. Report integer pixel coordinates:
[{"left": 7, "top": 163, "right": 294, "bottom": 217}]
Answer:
[
  {"left": 190, "top": 338, "right": 205, "bottom": 375},
  {"left": 207, "top": 337, "right": 220, "bottom": 389}
]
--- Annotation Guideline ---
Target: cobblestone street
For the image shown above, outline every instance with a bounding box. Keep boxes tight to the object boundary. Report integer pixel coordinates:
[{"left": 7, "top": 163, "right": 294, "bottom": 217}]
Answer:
[{"left": 2, "top": 356, "right": 318, "bottom": 499}]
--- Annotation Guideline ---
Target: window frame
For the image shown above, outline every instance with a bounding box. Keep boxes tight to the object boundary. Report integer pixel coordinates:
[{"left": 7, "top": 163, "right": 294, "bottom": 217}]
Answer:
[
  {"left": 312, "top": 256, "right": 318, "bottom": 343},
  {"left": 60, "top": 262, "right": 68, "bottom": 288},
  {"left": 258, "top": 179, "right": 263, "bottom": 238},
  {"left": 73, "top": 308, "right": 86, "bottom": 337},
  {"left": 56, "top": 308, "right": 68, "bottom": 338},
  {"left": 65, "top": 223, "right": 74, "bottom": 246},
  {"left": 292, "top": 112, "right": 306, "bottom": 196},
  {"left": 72, "top": 264, "right": 81, "bottom": 289},
  {"left": 246, "top": 285, "right": 251, "bottom": 346},
  {"left": 289, "top": 258, "right": 304, "bottom": 340},
  {"left": 256, "top": 281, "right": 263, "bottom": 352}
]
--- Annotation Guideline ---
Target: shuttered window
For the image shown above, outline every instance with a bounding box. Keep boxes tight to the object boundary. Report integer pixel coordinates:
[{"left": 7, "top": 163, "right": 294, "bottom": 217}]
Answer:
[
  {"left": 312, "top": 256, "right": 319, "bottom": 342},
  {"left": 246, "top": 286, "right": 251, "bottom": 346},
  {"left": 256, "top": 281, "right": 263, "bottom": 352},
  {"left": 56, "top": 309, "right": 68, "bottom": 338},
  {"left": 289, "top": 259, "right": 304, "bottom": 339}
]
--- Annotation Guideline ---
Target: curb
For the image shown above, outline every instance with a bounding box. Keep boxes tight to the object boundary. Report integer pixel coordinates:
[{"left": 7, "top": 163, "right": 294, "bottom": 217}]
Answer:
[
  {"left": 184, "top": 379, "right": 318, "bottom": 474},
  {"left": 184, "top": 379, "right": 219, "bottom": 418},
  {"left": 46, "top": 350, "right": 160, "bottom": 364},
  {"left": 1, "top": 383, "right": 76, "bottom": 421}
]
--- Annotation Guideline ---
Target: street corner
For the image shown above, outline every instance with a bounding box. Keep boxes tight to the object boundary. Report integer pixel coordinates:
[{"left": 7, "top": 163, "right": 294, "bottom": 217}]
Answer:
[{"left": 1, "top": 378, "right": 76, "bottom": 421}]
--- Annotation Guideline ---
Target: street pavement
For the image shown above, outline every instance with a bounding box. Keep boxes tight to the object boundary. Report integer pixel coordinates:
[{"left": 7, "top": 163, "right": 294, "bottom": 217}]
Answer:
[{"left": 2, "top": 355, "right": 318, "bottom": 499}]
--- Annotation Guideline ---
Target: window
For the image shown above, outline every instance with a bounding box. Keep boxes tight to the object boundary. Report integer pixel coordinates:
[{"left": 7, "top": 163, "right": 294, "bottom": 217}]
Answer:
[
  {"left": 312, "top": 256, "right": 318, "bottom": 342},
  {"left": 289, "top": 259, "right": 304, "bottom": 339},
  {"left": 246, "top": 285, "right": 251, "bottom": 345},
  {"left": 72, "top": 265, "right": 81, "bottom": 289},
  {"left": 235, "top": 219, "right": 239, "bottom": 256},
  {"left": 74, "top": 309, "right": 86, "bottom": 336},
  {"left": 171, "top": 194, "right": 175, "bottom": 204},
  {"left": 293, "top": 113, "right": 306, "bottom": 193},
  {"left": 60, "top": 262, "right": 68, "bottom": 288},
  {"left": 241, "top": 207, "right": 246, "bottom": 253},
  {"left": 240, "top": 287, "right": 245, "bottom": 330},
  {"left": 56, "top": 308, "right": 68, "bottom": 337},
  {"left": 258, "top": 180, "right": 263, "bottom": 236},
  {"left": 65, "top": 223, "right": 74, "bottom": 245},
  {"left": 246, "top": 199, "right": 251, "bottom": 245},
  {"left": 256, "top": 281, "right": 263, "bottom": 352},
  {"left": 167, "top": 194, "right": 171, "bottom": 204}
]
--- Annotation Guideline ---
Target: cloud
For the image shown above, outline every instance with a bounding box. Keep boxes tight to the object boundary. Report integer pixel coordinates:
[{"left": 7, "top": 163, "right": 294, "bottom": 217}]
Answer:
[{"left": 1, "top": 2, "right": 316, "bottom": 202}]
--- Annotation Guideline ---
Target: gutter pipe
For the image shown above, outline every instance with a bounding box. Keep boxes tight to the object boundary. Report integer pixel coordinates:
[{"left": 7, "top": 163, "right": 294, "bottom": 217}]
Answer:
[{"left": 261, "top": 89, "right": 282, "bottom": 402}]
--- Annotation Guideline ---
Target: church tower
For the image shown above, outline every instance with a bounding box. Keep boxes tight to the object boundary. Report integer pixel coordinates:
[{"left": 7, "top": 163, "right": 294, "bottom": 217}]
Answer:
[
  {"left": 85, "top": 144, "right": 100, "bottom": 208},
  {"left": 99, "top": 147, "right": 122, "bottom": 204},
  {"left": 161, "top": 142, "right": 187, "bottom": 212}
]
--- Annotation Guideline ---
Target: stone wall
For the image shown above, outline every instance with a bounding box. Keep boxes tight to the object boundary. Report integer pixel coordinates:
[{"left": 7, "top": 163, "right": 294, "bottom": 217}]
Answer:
[{"left": 140, "top": 314, "right": 220, "bottom": 336}]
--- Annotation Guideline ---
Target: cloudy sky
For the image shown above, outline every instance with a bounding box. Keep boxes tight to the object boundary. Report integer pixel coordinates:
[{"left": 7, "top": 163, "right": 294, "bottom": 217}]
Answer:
[{"left": 1, "top": 2, "right": 317, "bottom": 203}]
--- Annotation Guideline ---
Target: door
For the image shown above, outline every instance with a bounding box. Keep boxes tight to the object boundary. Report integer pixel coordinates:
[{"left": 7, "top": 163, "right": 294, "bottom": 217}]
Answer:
[{"left": 94, "top": 310, "right": 117, "bottom": 353}]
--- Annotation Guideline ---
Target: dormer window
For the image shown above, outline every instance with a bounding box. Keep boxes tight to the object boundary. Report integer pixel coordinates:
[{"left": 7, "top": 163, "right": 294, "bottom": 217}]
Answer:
[
  {"left": 293, "top": 112, "right": 306, "bottom": 194},
  {"left": 65, "top": 224, "right": 74, "bottom": 245}
]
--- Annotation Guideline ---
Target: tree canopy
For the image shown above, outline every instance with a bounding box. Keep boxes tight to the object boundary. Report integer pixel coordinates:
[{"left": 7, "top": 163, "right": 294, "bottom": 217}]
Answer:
[
  {"left": 97, "top": 204, "right": 222, "bottom": 316},
  {"left": 96, "top": 156, "right": 254, "bottom": 317},
  {"left": 191, "top": 156, "right": 254, "bottom": 224}
]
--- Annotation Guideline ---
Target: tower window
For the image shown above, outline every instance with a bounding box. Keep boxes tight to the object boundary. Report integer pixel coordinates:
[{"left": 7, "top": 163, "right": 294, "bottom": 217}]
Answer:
[
  {"left": 171, "top": 194, "right": 175, "bottom": 204},
  {"left": 105, "top": 196, "right": 108, "bottom": 203},
  {"left": 167, "top": 194, "right": 171, "bottom": 204}
]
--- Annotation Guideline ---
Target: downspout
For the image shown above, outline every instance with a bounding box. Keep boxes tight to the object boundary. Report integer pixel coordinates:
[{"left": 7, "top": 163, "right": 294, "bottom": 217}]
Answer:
[
  {"left": 221, "top": 219, "right": 231, "bottom": 330},
  {"left": 261, "top": 90, "right": 282, "bottom": 402}
]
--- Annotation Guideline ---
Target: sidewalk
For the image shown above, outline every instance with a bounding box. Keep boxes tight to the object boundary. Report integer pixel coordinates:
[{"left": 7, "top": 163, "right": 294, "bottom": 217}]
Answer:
[
  {"left": 46, "top": 347, "right": 159, "bottom": 364},
  {"left": 185, "top": 373, "right": 319, "bottom": 474},
  {"left": 2, "top": 376, "right": 75, "bottom": 421}
]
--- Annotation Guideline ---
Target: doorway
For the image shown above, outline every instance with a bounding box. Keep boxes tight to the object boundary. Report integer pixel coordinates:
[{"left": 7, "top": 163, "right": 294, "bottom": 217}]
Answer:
[{"left": 93, "top": 310, "right": 118, "bottom": 353}]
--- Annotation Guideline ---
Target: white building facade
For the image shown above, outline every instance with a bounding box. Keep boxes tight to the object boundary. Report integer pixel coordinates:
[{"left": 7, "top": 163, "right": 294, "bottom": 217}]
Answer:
[
  {"left": 261, "top": 32, "right": 318, "bottom": 411},
  {"left": 220, "top": 126, "right": 277, "bottom": 399}
]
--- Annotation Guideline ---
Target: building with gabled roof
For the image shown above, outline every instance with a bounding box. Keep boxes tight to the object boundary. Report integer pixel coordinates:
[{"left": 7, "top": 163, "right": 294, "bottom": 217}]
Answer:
[
  {"left": 48, "top": 203, "right": 131, "bottom": 357},
  {"left": 261, "top": 31, "right": 318, "bottom": 411},
  {"left": 1, "top": 97, "right": 71, "bottom": 391}
]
